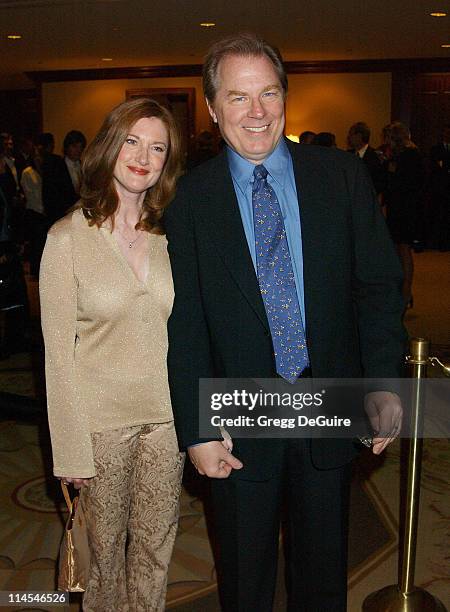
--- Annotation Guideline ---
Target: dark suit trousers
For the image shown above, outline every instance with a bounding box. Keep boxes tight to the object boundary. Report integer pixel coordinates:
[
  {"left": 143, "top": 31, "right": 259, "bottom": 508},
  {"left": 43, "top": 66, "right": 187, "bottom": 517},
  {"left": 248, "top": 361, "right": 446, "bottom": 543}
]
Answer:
[{"left": 211, "top": 439, "right": 352, "bottom": 612}]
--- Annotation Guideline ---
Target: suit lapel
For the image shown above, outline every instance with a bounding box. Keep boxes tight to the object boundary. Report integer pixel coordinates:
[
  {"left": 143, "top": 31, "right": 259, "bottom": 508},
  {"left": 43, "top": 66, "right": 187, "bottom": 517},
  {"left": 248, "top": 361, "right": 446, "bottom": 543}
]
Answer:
[
  {"left": 201, "top": 151, "right": 269, "bottom": 330},
  {"left": 286, "top": 140, "right": 330, "bottom": 343}
]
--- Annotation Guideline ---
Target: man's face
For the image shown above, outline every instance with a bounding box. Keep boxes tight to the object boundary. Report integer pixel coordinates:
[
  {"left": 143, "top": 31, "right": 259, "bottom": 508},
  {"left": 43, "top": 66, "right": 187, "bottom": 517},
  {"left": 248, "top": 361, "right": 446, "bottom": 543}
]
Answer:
[
  {"left": 207, "top": 54, "right": 285, "bottom": 164},
  {"left": 66, "top": 142, "right": 84, "bottom": 162},
  {"left": 347, "top": 128, "right": 363, "bottom": 151},
  {"left": 3, "top": 135, "right": 14, "bottom": 157},
  {"left": 21, "top": 139, "right": 34, "bottom": 156}
]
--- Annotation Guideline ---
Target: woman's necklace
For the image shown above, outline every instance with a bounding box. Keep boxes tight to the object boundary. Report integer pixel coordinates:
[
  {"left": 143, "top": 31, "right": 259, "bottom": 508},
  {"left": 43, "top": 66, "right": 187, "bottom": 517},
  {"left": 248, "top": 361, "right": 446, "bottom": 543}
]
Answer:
[{"left": 117, "top": 226, "right": 142, "bottom": 249}]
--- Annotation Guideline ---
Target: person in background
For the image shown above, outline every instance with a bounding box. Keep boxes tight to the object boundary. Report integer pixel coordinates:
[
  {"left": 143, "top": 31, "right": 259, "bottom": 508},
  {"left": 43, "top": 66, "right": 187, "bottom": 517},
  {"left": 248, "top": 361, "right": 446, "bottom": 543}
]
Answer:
[
  {"left": 20, "top": 140, "right": 47, "bottom": 277},
  {"left": 14, "top": 136, "right": 35, "bottom": 183},
  {"left": 63, "top": 129, "right": 86, "bottom": 194},
  {"left": 377, "top": 124, "right": 393, "bottom": 162},
  {"left": 299, "top": 130, "right": 316, "bottom": 144},
  {"left": 0, "top": 139, "right": 30, "bottom": 355},
  {"left": 312, "top": 131, "right": 336, "bottom": 147},
  {"left": 0, "top": 138, "right": 18, "bottom": 222},
  {"left": 40, "top": 98, "right": 184, "bottom": 611},
  {"left": 0, "top": 132, "right": 19, "bottom": 189},
  {"left": 42, "top": 129, "right": 86, "bottom": 224},
  {"left": 347, "top": 121, "right": 385, "bottom": 196},
  {"left": 37, "top": 132, "right": 55, "bottom": 155},
  {"left": 190, "top": 129, "right": 216, "bottom": 167},
  {"left": 384, "top": 121, "right": 426, "bottom": 307},
  {"left": 0, "top": 132, "right": 24, "bottom": 237},
  {"left": 429, "top": 124, "right": 450, "bottom": 251}
]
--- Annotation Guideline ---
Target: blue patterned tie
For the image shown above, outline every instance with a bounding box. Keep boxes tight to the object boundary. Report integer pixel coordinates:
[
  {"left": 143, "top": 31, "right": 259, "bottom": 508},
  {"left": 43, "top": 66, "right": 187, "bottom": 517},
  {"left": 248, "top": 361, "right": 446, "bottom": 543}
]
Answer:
[{"left": 252, "top": 165, "right": 309, "bottom": 383}]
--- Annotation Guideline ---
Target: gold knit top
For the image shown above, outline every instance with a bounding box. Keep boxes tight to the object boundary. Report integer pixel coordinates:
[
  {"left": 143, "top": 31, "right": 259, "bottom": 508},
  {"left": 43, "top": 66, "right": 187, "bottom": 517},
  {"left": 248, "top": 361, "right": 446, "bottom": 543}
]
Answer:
[{"left": 40, "top": 208, "right": 174, "bottom": 478}]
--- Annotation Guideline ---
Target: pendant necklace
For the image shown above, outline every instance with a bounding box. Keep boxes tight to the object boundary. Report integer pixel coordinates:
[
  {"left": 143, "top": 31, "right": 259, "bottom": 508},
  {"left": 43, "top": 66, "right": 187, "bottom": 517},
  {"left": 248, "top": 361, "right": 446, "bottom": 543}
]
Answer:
[{"left": 117, "top": 227, "right": 142, "bottom": 249}]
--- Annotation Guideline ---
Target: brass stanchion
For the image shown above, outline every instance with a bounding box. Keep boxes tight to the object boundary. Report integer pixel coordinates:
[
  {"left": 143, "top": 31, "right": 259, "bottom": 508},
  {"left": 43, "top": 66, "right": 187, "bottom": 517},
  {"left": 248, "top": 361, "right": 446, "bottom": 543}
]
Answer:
[{"left": 362, "top": 338, "right": 447, "bottom": 611}]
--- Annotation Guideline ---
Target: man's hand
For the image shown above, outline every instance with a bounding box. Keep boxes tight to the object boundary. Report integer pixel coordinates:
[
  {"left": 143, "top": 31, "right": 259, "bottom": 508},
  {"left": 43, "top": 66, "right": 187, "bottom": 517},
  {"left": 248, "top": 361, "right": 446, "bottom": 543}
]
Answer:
[
  {"left": 364, "top": 391, "right": 403, "bottom": 455},
  {"left": 59, "top": 476, "right": 91, "bottom": 489},
  {"left": 188, "top": 441, "right": 243, "bottom": 478}
]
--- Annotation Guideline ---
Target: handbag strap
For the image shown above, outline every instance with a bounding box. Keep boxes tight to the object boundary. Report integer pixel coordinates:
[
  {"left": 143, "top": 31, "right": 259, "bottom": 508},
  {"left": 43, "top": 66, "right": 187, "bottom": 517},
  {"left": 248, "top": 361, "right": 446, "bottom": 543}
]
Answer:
[{"left": 60, "top": 480, "right": 73, "bottom": 513}]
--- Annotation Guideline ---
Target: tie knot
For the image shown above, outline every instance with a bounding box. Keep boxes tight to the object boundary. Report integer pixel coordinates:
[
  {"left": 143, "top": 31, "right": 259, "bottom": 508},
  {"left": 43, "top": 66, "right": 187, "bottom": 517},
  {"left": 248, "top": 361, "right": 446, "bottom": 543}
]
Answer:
[{"left": 254, "top": 165, "right": 268, "bottom": 181}]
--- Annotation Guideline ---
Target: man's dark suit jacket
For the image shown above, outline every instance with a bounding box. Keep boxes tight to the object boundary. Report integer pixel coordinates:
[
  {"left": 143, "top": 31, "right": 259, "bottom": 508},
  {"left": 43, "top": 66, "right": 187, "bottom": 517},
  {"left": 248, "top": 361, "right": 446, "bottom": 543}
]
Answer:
[
  {"left": 349, "top": 146, "right": 385, "bottom": 195},
  {"left": 42, "top": 153, "right": 78, "bottom": 224},
  {"left": 14, "top": 152, "right": 33, "bottom": 184},
  {"left": 430, "top": 142, "right": 450, "bottom": 189},
  {"left": 430, "top": 142, "right": 450, "bottom": 167},
  {"left": 165, "top": 139, "right": 406, "bottom": 480}
]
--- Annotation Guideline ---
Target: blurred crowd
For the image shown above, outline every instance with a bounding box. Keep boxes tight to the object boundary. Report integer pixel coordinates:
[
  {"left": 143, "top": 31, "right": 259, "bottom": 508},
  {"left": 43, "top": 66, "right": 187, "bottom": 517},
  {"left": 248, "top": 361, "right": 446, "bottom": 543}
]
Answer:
[
  {"left": 300, "top": 121, "right": 450, "bottom": 306},
  {"left": 0, "top": 128, "right": 86, "bottom": 356},
  {"left": 0, "top": 120, "right": 448, "bottom": 356}
]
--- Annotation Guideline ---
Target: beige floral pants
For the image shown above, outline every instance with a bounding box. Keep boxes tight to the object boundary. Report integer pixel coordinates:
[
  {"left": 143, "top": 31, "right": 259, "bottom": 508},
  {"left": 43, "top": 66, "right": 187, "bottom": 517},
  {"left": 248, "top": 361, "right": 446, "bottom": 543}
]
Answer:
[{"left": 80, "top": 421, "right": 184, "bottom": 612}]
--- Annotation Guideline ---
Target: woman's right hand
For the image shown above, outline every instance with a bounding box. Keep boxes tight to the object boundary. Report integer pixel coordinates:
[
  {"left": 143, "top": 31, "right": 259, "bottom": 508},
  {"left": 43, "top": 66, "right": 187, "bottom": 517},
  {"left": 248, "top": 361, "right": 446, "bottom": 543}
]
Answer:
[{"left": 58, "top": 476, "right": 92, "bottom": 489}]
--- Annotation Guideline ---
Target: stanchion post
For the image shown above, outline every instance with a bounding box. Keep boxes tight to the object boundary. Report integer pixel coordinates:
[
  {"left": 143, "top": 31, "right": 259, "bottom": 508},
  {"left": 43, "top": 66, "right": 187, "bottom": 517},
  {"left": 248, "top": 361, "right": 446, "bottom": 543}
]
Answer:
[
  {"left": 362, "top": 338, "right": 446, "bottom": 611},
  {"left": 399, "top": 337, "right": 427, "bottom": 597}
]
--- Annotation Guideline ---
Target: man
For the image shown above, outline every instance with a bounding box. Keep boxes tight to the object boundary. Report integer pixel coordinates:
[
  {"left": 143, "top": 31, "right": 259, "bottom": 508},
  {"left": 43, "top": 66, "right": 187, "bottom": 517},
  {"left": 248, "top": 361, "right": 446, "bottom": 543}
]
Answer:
[
  {"left": 0, "top": 134, "right": 19, "bottom": 210},
  {"left": 0, "top": 139, "right": 30, "bottom": 355},
  {"left": 165, "top": 34, "right": 405, "bottom": 611},
  {"left": 347, "top": 121, "right": 385, "bottom": 196},
  {"left": 0, "top": 133, "right": 19, "bottom": 189},
  {"left": 14, "top": 136, "right": 35, "bottom": 183},
  {"left": 299, "top": 130, "right": 315, "bottom": 145},
  {"left": 42, "top": 129, "right": 86, "bottom": 223},
  {"left": 312, "top": 131, "right": 336, "bottom": 147},
  {"left": 429, "top": 124, "right": 450, "bottom": 251},
  {"left": 20, "top": 136, "right": 48, "bottom": 277}
]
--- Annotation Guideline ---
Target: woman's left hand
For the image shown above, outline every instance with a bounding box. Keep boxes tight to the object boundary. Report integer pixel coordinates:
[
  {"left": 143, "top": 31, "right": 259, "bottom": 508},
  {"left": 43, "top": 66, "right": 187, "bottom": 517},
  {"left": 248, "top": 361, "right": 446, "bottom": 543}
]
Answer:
[{"left": 59, "top": 476, "right": 92, "bottom": 489}]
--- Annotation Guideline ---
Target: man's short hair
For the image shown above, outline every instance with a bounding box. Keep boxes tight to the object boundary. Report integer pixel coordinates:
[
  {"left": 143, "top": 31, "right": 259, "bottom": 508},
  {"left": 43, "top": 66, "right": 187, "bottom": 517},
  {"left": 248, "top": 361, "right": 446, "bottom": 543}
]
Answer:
[
  {"left": 203, "top": 33, "right": 287, "bottom": 103},
  {"left": 312, "top": 132, "right": 336, "bottom": 147},
  {"left": 349, "top": 122, "right": 371, "bottom": 144},
  {"left": 63, "top": 130, "right": 87, "bottom": 154},
  {"left": 36, "top": 132, "right": 55, "bottom": 151},
  {"left": 299, "top": 131, "right": 316, "bottom": 144}
]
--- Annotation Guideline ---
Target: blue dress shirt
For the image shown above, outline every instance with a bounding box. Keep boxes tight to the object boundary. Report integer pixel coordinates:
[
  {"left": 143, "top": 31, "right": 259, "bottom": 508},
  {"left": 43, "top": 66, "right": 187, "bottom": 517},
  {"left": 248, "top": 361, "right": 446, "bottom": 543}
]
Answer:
[{"left": 227, "top": 139, "right": 307, "bottom": 329}]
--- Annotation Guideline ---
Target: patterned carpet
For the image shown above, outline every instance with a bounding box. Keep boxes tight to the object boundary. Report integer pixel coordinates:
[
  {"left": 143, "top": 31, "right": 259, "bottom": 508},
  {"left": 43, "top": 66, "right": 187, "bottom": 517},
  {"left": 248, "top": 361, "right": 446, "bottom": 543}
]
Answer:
[
  {"left": 0, "top": 251, "right": 448, "bottom": 611},
  {"left": 0, "top": 415, "right": 390, "bottom": 610},
  {"left": 0, "top": 417, "right": 217, "bottom": 610},
  {"left": 0, "top": 414, "right": 447, "bottom": 611}
]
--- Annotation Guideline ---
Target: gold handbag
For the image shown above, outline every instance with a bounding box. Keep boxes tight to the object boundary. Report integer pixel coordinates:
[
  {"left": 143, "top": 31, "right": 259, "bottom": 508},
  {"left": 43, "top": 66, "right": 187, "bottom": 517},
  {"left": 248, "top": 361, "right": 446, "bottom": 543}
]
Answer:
[{"left": 58, "top": 481, "right": 91, "bottom": 592}]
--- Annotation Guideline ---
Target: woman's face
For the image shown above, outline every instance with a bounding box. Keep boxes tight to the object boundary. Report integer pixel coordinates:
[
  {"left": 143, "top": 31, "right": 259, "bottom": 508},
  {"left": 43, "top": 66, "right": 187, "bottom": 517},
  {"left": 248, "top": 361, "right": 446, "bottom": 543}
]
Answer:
[{"left": 113, "top": 116, "right": 168, "bottom": 198}]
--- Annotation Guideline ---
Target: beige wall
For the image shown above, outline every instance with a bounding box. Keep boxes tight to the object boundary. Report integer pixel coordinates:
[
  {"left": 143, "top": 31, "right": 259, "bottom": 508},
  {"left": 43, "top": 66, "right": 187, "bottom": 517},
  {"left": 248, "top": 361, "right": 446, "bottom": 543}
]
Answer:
[
  {"left": 43, "top": 72, "right": 391, "bottom": 153},
  {"left": 42, "top": 76, "right": 211, "bottom": 154},
  {"left": 286, "top": 72, "right": 391, "bottom": 148}
]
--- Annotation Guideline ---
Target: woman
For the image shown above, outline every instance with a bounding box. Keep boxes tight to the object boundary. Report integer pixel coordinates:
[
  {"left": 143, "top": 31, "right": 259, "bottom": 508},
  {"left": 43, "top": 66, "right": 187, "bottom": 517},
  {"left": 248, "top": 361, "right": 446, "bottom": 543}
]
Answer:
[
  {"left": 0, "top": 138, "right": 30, "bottom": 356},
  {"left": 20, "top": 141, "right": 47, "bottom": 277},
  {"left": 383, "top": 121, "right": 426, "bottom": 307},
  {"left": 40, "top": 98, "right": 184, "bottom": 612}
]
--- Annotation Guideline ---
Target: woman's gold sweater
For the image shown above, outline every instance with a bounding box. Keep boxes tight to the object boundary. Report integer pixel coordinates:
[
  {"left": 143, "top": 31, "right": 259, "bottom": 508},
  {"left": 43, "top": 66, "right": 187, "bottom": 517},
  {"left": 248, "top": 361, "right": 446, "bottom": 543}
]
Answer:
[{"left": 40, "top": 209, "right": 174, "bottom": 477}]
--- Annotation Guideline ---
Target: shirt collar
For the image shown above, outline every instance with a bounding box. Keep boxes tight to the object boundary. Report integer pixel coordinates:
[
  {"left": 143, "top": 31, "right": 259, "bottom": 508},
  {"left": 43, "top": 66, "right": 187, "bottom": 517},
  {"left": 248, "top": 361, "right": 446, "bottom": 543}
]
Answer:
[
  {"left": 65, "top": 156, "right": 79, "bottom": 167},
  {"left": 227, "top": 138, "right": 290, "bottom": 194},
  {"left": 357, "top": 144, "right": 369, "bottom": 158}
]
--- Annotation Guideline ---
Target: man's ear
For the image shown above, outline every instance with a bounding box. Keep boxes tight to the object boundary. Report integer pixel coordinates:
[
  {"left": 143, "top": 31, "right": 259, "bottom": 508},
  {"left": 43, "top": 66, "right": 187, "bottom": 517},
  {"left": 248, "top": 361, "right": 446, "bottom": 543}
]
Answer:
[{"left": 206, "top": 98, "right": 218, "bottom": 124}]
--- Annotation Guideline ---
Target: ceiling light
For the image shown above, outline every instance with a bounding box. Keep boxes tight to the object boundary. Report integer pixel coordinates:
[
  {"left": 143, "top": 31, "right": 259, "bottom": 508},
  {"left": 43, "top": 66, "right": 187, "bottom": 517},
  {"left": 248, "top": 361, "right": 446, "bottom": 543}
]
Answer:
[
  {"left": 200, "top": 22, "right": 216, "bottom": 28},
  {"left": 101, "top": 57, "right": 113, "bottom": 61},
  {"left": 430, "top": 12, "right": 447, "bottom": 17},
  {"left": 7, "top": 34, "right": 22, "bottom": 40}
]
